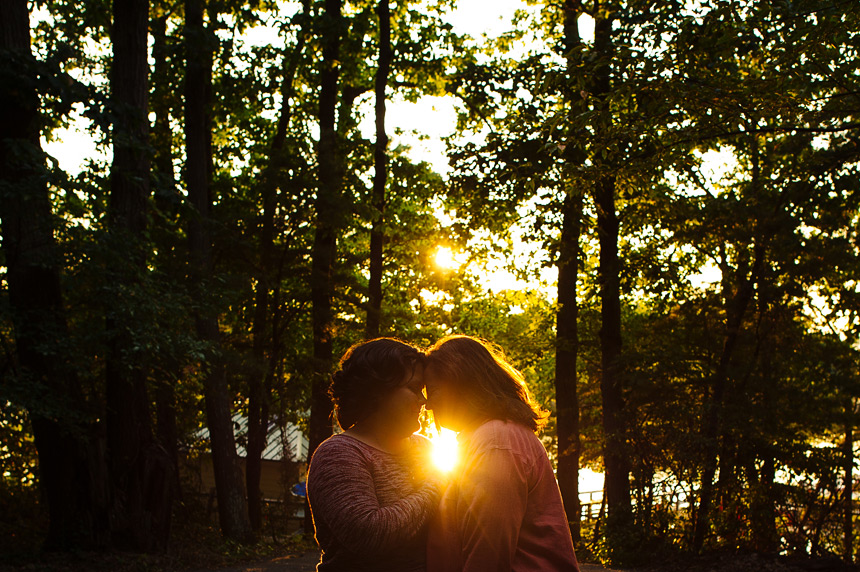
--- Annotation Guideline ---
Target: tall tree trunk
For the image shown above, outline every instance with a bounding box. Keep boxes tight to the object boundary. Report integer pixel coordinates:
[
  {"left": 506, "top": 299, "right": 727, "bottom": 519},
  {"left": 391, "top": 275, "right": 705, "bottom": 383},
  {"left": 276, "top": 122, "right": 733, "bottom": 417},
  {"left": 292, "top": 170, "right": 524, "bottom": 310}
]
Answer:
[
  {"left": 0, "top": 0, "right": 107, "bottom": 549},
  {"left": 306, "top": 0, "right": 344, "bottom": 533},
  {"left": 246, "top": 1, "right": 311, "bottom": 531},
  {"left": 151, "top": 12, "right": 179, "bottom": 210},
  {"left": 246, "top": 185, "right": 273, "bottom": 534},
  {"left": 692, "top": 136, "right": 764, "bottom": 552},
  {"left": 595, "top": 171, "right": 631, "bottom": 528},
  {"left": 366, "top": 0, "right": 391, "bottom": 339},
  {"left": 106, "top": 0, "right": 173, "bottom": 551},
  {"left": 0, "top": 0, "right": 106, "bottom": 550},
  {"left": 555, "top": 190, "right": 583, "bottom": 541},
  {"left": 308, "top": 0, "right": 343, "bottom": 461},
  {"left": 555, "top": 0, "right": 585, "bottom": 543},
  {"left": 184, "top": 0, "right": 253, "bottom": 543},
  {"left": 150, "top": 11, "right": 181, "bottom": 499},
  {"left": 691, "top": 259, "right": 760, "bottom": 550},
  {"left": 591, "top": 10, "right": 632, "bottom": 532}
]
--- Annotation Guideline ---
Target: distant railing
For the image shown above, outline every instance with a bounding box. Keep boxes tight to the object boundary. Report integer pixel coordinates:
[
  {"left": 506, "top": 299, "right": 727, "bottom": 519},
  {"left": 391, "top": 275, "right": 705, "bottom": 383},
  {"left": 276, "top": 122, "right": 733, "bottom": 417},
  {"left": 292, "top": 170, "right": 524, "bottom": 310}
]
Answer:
[
  {"left": 579, "top": 490, "right": 604, "bottom": 520},
  {"left": 577, "top": 488, "right": 692, "bottom": 521}
]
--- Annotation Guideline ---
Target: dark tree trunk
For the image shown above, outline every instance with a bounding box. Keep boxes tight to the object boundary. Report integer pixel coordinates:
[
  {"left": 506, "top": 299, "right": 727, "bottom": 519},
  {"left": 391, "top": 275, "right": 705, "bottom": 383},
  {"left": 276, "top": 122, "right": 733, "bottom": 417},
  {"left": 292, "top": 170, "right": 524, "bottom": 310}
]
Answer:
[
  {"left": 692, "top": 137, "right": 764, "bottom": 552},
  {"left": 151, "top": 13, "right": 178, "bottom": 210},
  {"left": 718, "top": 437, "right": 740, "bottom": 545},
  {"left": 845, "top": 404, "right": 854, "bottom": 563},
  {"left": 246, "top": 238, "right": 271, "bottom": 535},
  {"left": 308, "top": 0, "right": 342, "bottom": 461},
  {"left": 749, "top": 451, "right": 778, "bottom": 553},
  {"left": 106, "top": 0, "right": 173, "bottom": 551},
  {"left": 366, "top": 0, "right": 391, "bottom": 339},
  {"left": 0, "top": 0, "right": 107, "bottom": 550},
  {"left": 184, "top": 0, "right": 253, "bottom": 543},
  {"left": 595, "top": 172, "right": 631, "bottom": 528},
  {"left": 306, "top": 0, "right": 344, "bottom": 533},
  {"left": 108, "top": 0, "right": 149, "bottom": 240},
  {"left": 555, "top": 0, "right": 585, "bottom": 543},
  {"left": 591, "top": 11, "right": 631, "bottom": 531},
  {"left": 246, "top": 1, "right": 311, "bottom": 531},
  {"left": 150, "top": 11, "right": 182, "bottom": 499},
  {"left": 555, "top": 189, "right": 583, "bottom": 542},
  {"left": 692, "top": 262, "right": 760, "bottom": 550}
]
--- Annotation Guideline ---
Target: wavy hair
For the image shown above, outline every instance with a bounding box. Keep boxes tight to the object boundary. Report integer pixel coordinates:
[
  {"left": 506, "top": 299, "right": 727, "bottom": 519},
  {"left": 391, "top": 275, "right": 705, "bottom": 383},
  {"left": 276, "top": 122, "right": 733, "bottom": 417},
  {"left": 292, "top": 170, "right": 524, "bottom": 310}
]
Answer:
[
  {"left": 329, "top": 338, "right": 423, "bottom": 430},
  {"left": 425, "top": 335, "right": 548, "bottom": 432}
]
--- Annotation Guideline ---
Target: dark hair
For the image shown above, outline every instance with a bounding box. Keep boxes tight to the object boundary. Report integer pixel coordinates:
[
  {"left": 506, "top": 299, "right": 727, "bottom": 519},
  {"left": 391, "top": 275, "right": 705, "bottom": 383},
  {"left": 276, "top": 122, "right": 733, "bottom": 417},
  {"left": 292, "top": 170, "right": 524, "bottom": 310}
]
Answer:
[
  {"left": 329, "top": 338, "right": 423, "bottom": 430},
  {"left": 425, "top": 335, "right": 548, "bottom": 432}
]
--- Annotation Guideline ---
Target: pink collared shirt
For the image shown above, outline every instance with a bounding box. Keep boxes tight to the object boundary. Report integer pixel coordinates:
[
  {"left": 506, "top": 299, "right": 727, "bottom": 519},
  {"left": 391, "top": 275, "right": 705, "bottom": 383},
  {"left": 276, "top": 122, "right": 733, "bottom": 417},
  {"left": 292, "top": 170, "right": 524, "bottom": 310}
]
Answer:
[{"left": 427, "top": 419, "right": 580, "bottom": 572}]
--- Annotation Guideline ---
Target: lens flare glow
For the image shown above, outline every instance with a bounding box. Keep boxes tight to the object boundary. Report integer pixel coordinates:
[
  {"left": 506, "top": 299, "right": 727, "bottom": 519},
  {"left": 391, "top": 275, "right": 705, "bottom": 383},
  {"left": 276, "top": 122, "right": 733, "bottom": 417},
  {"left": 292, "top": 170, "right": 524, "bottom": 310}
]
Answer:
[
  {"left": 431, "top": 427, "right": 459, "bottom": 472},
  {"left": 434, "top": 246, "right": 458, "bottom": 270}
]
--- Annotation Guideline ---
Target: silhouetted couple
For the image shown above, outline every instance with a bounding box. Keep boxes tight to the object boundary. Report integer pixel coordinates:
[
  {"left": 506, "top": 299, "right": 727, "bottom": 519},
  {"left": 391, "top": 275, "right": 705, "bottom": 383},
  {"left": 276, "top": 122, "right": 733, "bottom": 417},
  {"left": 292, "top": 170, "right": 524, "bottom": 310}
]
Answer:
[{"left": 307, "top": 335, "right": 581, "bottom": 572}]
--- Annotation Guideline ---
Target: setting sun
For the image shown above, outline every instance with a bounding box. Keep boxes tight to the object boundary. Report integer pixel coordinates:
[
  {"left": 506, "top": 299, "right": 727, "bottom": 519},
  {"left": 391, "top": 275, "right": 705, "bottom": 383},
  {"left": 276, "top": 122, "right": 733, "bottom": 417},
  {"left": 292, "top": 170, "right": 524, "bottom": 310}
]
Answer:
[
  {"left": 430, "top": 427, "right": 459, "bottom": 472},
  {"left": 434, "top": 246, "right": 459, "bottom": 270}
]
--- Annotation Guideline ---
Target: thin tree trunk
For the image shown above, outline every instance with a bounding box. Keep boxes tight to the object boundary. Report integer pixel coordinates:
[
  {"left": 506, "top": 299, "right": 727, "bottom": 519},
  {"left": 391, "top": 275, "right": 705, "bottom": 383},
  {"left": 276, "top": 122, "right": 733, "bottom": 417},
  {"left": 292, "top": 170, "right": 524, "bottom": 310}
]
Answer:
[
  {"left": 692, "top": 137, "right": 764, "bottom": 552},
  {"left": 589, "top": 8, "right": 632, "bottom": 533},
  {"left": 845, "top": 402, "right": 854, "bottom": 563},
  {"left": 308, "top": 0, "right": 343, "bottom": 459},
  {"left": 555, "top": 0, "right": 585, "bottom": 543},
  {"left": 366, "top": 0, "right": 391, "bottom": 339},
  {"left": 0, "top": 0, "right": 106, "bottom": 550},
  {"left": 246, "top": 1, "right": 311, "bottom": 531},
  {"left": 247, "top": 238, "right": 270, "bottom": 534},
  {"left": 692, "top": 255, "right": 761, "bottom": 551},
  {"left": 595, "top": 171, "right": 631, "bottom": 527},
  {"left": 150, "top": 12, "right": 182, "bottom": 505},
  {"left": 716, "top": 435, "right": 737, "bottom": 544},
  {"left": 749, "top": 451, "right": 778, "bottom": 553},
  {"left": 305, "top": 0, "right": 343, "bottom": 534},
  {"left": 151, "top": 12, "right": 178, "bottom": 210},
  {"left": 556, "top": 189, "right": 583, "bottom": 541},
  {"left": 184, "top": 0, "right": 253, "bottom": 543}
]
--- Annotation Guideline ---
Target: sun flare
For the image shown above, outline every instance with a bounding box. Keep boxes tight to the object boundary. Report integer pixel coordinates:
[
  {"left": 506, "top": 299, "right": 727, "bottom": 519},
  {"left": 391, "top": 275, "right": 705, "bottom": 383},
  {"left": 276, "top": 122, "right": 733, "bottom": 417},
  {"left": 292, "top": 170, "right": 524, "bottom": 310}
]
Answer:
[
  {"left": 430, "top": 427, "right": 459, "bottom": 472},
  {"left": 434, "top": 246, "right": 458, "bottom": 270}
]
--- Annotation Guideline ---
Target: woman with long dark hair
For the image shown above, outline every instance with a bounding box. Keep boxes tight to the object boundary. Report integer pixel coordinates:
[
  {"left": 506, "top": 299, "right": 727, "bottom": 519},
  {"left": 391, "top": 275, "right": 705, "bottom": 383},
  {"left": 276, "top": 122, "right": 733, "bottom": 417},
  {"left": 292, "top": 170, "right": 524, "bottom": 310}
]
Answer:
[
  {"left": 424, "top": 335, "right": 580, "bottom": 572},
  {"left": 307, "top": 338, "right": 442, "bottom": 572}
]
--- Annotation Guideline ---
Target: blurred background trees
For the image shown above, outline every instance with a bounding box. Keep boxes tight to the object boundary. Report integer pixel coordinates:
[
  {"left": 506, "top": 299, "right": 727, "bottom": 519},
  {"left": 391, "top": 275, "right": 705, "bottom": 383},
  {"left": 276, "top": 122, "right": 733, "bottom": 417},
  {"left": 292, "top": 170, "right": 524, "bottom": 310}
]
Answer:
[{"left": 0, "top": 0, "right": 859, "bottom": 566}]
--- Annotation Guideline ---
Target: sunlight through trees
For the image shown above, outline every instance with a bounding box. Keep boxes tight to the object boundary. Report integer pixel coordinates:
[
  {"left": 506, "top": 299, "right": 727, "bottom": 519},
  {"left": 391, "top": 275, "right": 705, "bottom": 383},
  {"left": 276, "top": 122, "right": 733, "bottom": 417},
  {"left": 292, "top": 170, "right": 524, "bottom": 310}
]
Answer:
[{"left": 1, "top": 0, "right": 859, "bottom": 566}]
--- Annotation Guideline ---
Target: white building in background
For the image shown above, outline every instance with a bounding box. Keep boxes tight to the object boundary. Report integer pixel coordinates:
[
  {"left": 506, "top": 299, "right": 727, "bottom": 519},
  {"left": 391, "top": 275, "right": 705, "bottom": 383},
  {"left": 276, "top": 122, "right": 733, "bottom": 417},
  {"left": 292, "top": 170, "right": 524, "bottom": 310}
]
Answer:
[{"left": 186, "top": 415, "right": 309, "bottom": 503}]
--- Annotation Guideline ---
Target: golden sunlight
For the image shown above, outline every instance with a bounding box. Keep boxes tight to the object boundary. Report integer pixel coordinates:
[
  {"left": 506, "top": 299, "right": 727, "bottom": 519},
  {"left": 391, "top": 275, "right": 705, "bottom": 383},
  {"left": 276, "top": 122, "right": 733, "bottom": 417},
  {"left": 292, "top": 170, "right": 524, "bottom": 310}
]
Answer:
[
  {"left": 434, "top": 246, "right": 459, "bottom": 270},
  {"left": 430, "top": 427, "right": 459, "bottom": 472}
]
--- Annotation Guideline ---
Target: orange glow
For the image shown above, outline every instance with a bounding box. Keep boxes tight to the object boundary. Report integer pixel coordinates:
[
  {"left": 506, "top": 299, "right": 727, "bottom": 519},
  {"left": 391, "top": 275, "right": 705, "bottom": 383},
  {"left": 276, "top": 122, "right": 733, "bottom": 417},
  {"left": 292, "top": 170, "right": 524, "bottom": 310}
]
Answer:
[{"left": 430, "top": 427, "right": 459, "bottom": 472}]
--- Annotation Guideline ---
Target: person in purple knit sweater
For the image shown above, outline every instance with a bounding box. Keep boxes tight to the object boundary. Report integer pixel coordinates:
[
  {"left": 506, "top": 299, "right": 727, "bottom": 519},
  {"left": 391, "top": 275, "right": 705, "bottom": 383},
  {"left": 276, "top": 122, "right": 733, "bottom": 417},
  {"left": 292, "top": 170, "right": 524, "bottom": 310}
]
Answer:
[
  {"left": 424, "top": 335, "right": 581, "bottom": 572},
  {"left": 307, "top": 338, "right": 444, "bottom": 572}
]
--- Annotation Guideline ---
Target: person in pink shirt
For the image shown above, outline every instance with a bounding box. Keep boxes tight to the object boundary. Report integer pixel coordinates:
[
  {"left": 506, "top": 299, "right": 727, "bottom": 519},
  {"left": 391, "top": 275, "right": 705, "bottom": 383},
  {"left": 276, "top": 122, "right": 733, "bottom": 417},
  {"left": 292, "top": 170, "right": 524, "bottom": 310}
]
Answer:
[{"left": 424, "top": 335, "right": 580, "bottom": 572}]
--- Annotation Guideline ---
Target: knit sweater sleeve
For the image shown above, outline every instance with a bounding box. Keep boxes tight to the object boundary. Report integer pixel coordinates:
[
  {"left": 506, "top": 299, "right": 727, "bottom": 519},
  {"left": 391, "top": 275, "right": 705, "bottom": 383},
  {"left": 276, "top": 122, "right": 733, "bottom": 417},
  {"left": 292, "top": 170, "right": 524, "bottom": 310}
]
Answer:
[{"left": 307, "top": 437, "right": 441, "bottom": 556}]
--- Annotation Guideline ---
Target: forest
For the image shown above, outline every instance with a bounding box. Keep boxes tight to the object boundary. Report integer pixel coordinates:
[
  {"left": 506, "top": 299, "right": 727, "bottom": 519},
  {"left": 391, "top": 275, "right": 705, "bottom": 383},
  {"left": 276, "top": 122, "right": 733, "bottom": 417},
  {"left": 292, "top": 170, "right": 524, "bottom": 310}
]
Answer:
[{"left": 1, "top": 0, "right": 859, "bottom": 567}]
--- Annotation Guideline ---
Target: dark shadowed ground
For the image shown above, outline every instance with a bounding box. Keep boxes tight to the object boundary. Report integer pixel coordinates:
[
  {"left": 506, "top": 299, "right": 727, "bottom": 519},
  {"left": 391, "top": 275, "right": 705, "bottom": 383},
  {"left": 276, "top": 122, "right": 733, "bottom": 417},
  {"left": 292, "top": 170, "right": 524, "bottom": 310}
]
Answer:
[
  {"left": 190, "top": 551, "right": 618, "bottom": 572},
  {"left": 4, "top": 548, "right": 853, "bottom": 572},
  {"left": 192, "top": 551, "right": 860, "bottom": 572}
]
